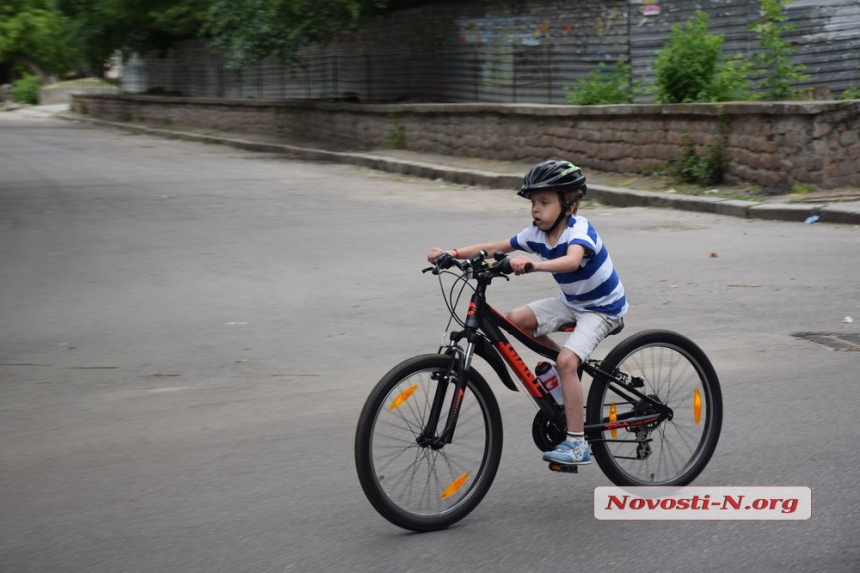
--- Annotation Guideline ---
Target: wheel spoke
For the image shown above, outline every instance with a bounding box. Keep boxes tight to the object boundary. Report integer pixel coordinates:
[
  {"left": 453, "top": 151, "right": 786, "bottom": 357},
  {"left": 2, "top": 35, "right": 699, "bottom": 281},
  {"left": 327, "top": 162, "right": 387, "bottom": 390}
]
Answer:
[
  {"left": 356, "top": 357, "right": 502, "bottom": 530},
  {"left": 587, "top": 332, "right": 722, "bottom": 487}
]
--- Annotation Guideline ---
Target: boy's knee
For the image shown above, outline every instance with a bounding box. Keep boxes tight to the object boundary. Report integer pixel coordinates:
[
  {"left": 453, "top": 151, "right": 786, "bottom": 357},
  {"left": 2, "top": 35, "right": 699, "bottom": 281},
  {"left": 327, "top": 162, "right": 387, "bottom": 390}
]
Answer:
[
  {"left": 506, "top": 306, "right": 536, "bottom": 331},
  {"left": 557, "top": 348, "right": 581, "bottom": 375}
]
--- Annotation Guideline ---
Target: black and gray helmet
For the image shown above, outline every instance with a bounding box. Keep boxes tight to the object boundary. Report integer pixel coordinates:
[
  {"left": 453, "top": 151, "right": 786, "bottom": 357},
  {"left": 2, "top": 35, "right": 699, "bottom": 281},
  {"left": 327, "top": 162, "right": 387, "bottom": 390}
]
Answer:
[{"left": 518, "top": 159, "right": 587, "bottom": 199}]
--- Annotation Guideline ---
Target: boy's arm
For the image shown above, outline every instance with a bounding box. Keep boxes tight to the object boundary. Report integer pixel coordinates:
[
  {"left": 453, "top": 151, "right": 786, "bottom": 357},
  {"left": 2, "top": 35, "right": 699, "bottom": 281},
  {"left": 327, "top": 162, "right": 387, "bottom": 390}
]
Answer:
[
  {"left": 527, "top": 244, "right": 586, "bottom": 273},
  {"left": 427, "top": 239, "right": 514, "bottom": 262}
]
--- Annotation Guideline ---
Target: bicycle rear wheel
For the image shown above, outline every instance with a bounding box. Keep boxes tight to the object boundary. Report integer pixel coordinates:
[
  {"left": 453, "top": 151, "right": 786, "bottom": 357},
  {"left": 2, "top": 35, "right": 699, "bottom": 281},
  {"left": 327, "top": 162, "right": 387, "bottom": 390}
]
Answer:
[
  {"left": 586, "top": 330, "right": 722, "bottom": 486},
  {"left": 355, "top": 354, "right": 503, "bottom": 532}
]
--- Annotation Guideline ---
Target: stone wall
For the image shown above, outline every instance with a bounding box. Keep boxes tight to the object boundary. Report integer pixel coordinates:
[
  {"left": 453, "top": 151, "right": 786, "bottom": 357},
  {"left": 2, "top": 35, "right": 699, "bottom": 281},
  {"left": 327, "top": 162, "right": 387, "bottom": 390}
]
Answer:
[{"left": 72, "top": 94, "right": 860, "bottom": 189}]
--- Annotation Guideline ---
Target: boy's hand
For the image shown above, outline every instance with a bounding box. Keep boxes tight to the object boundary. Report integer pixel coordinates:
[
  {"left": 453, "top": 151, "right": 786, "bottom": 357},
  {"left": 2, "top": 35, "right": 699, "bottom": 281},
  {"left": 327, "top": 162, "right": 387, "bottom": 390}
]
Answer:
[
  {"left": 427, "top": 248, "right": 447, "bottom": 263},
  {"left": 509, "top": 256, "right": 535, "bottom": 275}
]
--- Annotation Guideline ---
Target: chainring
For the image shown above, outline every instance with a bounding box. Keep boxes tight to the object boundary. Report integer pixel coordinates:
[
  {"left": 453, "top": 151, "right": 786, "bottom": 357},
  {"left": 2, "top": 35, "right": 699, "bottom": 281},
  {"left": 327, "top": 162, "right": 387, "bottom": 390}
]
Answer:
[{"left": 531, "top": 410, "right": 567, "bottom": 452}]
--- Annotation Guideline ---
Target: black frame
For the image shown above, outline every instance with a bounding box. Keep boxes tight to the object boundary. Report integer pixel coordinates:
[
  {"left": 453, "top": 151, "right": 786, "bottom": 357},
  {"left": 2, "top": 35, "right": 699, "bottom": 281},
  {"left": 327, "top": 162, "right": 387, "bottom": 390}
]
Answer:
[{"left": 419, "top": 254, "right": 673, "bottom": 450}]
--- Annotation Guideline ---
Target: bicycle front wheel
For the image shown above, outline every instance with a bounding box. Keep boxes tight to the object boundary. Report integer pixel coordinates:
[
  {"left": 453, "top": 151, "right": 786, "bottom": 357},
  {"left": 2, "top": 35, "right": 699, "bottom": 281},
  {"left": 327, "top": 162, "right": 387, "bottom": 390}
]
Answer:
[
  {"left": 355, "top": 354, "right": 503, "bottom": 532},
  {"left": 586, "top": 330, "right": 722, "bottom": 487}
]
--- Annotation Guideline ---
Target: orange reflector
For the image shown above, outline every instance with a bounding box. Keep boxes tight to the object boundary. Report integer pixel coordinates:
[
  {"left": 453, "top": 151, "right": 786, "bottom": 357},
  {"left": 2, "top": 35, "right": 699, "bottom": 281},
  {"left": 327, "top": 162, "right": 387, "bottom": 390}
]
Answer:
[
  {"left": 609, "top": 403, "right": 617, "bottom": 439},
  {"left": 693, "top": 389, "right": 702, "bottom": 425},
  {"left": 441, "top": 472, "right": 469, "bottom": 499},
  {"left": 389, "top": 384, "right": 418, "bottom": 410}
]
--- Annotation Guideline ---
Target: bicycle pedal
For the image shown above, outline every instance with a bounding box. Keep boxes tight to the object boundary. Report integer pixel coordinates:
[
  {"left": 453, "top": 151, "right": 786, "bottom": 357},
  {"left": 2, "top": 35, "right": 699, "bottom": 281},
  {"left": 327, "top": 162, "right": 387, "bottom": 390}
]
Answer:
[{"left": 548, "top": 462, "right": 578, "bottom": 474}]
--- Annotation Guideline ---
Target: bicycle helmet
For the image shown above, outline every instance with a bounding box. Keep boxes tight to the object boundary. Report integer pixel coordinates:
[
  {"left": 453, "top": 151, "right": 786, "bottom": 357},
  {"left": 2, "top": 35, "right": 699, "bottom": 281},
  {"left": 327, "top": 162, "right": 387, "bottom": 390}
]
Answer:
[
  {"left": 518, "top": 159, "right": 587, "bottom": 198},
  {"left": 518, "top": 160, "right": 588, "bottom": 233}
]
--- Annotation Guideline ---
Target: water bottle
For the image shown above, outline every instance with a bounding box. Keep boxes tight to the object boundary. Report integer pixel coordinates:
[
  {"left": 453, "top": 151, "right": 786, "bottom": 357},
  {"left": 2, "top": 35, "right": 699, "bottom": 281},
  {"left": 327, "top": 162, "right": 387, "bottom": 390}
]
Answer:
[{"left": 535, "top": 361, "right": 564, "bottom": 405}]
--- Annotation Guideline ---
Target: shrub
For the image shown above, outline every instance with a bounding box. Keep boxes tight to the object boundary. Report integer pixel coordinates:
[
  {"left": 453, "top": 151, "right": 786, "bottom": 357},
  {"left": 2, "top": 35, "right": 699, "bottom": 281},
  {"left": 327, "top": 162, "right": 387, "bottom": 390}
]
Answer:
[
  {"left": 11, "top": 74, "right": 43, "bottom": 105},
  {"left": 712, "top": 57, "right": 757, "bottom": 102},
  {"left": 669, "top": 134, "right": 726, "bottom": 186},
  {"left": 565, "top": 61, "right": 641, "bottom": 105},
  {"left": 839, "top": 87, "right": 860, "bottom": 100},
  {"left": 385, "top": 123, "right": 406, "bottom": 149},
  {"left": 749, "top": 0, "right": 809, "bottom": 100},
  {"left": 653, "top": 10, "right": 752, "bottom": 103}
]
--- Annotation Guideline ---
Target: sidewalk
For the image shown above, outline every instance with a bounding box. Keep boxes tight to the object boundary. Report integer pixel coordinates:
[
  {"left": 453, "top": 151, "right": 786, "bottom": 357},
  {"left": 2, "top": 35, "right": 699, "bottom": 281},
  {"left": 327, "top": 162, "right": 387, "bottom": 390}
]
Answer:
[{"left": 48, "top": 107, "right": 860, "bottom": 226}]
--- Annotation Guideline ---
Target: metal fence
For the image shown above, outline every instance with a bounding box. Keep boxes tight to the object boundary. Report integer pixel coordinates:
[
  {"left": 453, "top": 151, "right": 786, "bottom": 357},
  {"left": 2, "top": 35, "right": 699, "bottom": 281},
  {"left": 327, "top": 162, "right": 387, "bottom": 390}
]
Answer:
[
  {"left": 122, "top": 0, "right": 860, "bottom": 104},
  {"left": 126, "top": 44, "right": 621, "bottom": 104}
]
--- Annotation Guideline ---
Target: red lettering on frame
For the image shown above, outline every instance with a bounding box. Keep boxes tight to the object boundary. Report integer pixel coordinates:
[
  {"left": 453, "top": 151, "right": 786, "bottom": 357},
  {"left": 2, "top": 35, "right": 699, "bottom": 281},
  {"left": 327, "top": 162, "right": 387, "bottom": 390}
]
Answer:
[{"left": 496, "top": 341, "right": 543, "bottom": 397}]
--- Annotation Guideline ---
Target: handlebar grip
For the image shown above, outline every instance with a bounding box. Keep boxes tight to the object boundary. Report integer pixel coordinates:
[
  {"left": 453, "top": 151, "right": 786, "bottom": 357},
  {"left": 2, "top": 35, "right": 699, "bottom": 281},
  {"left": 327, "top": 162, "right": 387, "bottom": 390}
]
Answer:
[
  {"left": 435, "top": 252, "right": 455, "bottom": 269},
  {"left": 496, "top": 259, "right": 534, "bottom": 275}
]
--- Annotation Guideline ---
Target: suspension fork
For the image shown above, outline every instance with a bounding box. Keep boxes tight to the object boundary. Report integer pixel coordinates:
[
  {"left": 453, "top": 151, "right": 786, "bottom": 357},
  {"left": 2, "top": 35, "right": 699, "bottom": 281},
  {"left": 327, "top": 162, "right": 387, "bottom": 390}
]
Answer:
[
  {"left": 418, "top": 294, "right": 484, "bottom": 449},
  {"left": 415, "top": 335, "right": 477, "bottom": 449}
]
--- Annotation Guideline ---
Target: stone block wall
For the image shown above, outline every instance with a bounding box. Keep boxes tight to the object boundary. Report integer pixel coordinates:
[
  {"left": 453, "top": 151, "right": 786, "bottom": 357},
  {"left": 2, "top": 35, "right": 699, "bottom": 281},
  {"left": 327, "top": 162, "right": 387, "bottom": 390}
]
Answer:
[{"left": 72, "top": 94, "right": 860, "bottom": 189}]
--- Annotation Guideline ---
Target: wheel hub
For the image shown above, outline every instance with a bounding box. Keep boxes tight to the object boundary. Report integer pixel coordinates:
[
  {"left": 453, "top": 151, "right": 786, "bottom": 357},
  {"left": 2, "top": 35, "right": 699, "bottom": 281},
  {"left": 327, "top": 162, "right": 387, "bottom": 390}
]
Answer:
[{"left": 632, "top": 393, "right": 664, "bottom": 432}]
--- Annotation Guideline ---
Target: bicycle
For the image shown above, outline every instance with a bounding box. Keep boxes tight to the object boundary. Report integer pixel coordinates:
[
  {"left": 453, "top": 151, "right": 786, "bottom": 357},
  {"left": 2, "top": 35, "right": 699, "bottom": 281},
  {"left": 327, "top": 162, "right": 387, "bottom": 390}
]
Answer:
[{"left": 354, "top": 251, "right": 722, "bottom": 532}]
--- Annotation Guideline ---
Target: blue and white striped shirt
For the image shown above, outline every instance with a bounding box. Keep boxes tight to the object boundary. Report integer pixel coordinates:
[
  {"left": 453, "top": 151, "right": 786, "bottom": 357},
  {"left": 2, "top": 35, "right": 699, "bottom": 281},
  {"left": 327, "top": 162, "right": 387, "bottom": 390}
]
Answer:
[{"left": 510, "top": 215, "right": 628, "bottom": 318}]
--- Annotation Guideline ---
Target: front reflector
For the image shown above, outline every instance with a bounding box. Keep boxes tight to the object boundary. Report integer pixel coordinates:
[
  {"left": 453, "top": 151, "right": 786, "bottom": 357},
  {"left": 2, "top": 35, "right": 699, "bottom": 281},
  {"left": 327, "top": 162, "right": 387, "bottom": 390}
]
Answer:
[
  {"left": 390, "top": 384, "right": 418, "bottom": 410},
  {"left": 441, "top": 472, "right": 469, "bottom": 499}
]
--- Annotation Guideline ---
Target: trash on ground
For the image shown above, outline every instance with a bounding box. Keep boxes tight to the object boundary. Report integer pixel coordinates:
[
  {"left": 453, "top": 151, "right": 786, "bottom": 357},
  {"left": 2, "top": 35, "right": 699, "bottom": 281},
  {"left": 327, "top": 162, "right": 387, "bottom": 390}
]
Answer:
[
  {"left": 844, "top": 317, "right": 854, "bottom": 323},
  {"left": 805, "top": 215, "right": 820, "bottom": 224}
]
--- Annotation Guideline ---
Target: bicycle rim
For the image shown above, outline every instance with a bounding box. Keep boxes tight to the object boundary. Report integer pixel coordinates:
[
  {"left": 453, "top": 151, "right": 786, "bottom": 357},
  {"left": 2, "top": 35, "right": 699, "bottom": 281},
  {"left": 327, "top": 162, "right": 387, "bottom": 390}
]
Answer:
[
  {"left": 588, "top": 330, "right": 722, "bottom": 486},
  {"left": 357, "top": 356, "right": 501, "bottom": 530}
]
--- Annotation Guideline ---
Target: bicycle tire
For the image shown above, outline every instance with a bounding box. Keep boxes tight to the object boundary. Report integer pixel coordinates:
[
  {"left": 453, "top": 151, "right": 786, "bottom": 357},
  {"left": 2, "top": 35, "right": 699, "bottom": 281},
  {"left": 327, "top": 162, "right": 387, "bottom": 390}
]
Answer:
[
  {"left": 586, "top": 330, "right": 722, "bottom": 487},
  {"left": 354, "top": 354, "right": 503, "bottom": 531}
]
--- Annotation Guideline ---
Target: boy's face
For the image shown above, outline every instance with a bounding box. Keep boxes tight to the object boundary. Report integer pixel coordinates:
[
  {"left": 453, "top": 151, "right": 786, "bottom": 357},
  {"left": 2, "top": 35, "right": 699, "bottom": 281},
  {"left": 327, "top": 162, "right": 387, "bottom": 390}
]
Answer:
[{"left": 529, "top": 190, "right": 566, "bottom": 232}]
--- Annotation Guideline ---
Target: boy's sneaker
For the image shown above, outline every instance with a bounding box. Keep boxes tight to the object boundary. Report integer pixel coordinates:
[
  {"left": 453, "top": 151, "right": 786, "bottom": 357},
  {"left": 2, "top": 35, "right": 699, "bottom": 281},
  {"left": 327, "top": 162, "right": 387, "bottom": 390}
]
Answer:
[{"left": 542, "top": 439, "right": 591, "bottom": 465}]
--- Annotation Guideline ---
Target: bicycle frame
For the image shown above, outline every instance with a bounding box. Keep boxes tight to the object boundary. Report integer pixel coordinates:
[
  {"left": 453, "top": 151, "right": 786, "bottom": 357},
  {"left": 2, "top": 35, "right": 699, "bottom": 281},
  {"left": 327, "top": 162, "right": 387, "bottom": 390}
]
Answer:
[{"left": 420, "top": 269, "right": 671, "bottom": 449}]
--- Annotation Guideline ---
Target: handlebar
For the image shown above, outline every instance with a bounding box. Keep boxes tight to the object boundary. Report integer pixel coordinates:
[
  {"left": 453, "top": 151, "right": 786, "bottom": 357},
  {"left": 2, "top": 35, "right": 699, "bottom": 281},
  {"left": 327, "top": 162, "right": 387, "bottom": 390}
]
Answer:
[{"left": 423, "top": 251, "right": 533, "bottom": 277}]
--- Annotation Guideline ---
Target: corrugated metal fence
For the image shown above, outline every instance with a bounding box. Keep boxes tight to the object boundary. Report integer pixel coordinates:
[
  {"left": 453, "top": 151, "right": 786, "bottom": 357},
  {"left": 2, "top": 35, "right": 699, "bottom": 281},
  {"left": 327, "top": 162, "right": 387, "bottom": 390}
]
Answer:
[
  {"left": 127, "top": 45, "right": 621, "bottom": 104},
  {"left": 123, "top": 0, "right": 860, "bottom": 103},
  {"left": 629, "top": 0, "right": 860, "bottom": 98}
]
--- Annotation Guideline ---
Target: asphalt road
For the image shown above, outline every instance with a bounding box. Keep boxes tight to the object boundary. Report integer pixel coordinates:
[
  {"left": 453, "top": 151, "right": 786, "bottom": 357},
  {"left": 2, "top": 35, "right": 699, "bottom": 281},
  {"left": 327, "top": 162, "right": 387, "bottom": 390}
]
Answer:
[{"left": 2, "top": 112, "right": 859, "bottom": 573}]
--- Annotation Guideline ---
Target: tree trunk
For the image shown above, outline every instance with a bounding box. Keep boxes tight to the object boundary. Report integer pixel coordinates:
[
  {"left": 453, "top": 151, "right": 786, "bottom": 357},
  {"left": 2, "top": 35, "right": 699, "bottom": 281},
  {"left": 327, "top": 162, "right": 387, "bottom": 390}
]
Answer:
[{"left": 11, "top": 54, "right": 49, "bottom": 83}]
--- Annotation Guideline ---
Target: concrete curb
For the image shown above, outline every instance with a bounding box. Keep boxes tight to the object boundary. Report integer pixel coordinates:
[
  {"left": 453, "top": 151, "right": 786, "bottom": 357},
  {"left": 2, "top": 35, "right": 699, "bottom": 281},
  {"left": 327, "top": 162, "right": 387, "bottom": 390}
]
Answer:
[{"left": 57, "top": 113, "right": 860, "bottom": 226}]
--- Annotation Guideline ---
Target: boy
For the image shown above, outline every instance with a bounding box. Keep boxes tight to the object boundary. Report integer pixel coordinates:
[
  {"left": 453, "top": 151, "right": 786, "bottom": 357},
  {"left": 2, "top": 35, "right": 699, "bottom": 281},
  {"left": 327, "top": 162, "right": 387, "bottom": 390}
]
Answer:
[{"left": 427, "top": 159, "right": 628, "bottom": 466}]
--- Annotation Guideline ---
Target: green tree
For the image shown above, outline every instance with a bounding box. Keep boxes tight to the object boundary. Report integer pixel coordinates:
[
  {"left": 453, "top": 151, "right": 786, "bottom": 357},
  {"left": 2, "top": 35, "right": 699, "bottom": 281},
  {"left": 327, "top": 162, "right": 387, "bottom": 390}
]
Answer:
[
  {"left": 57, "top": 0, "right": 210, "bottom": 72},
  {"left": 653, "top": 10, "right": 753, "bottom": 103},
  {"left": 748, "top": 0, "right": 809, "bottom": 100},
  {"left": 0, "top": 0, "right": 79, "bottom": 80},
  {"left": 53, "top": 0, "right": 388, "bottom": 72},
  {"left": 204, "top": 0, "right": 387, "bottom": 67}
]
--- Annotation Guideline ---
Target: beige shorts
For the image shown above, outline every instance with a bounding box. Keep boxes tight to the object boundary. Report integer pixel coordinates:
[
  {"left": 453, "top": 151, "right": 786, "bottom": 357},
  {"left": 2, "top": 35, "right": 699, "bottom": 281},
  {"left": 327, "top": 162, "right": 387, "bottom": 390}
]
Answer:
[{"left": 527, "top": 296, "right": 624, "bottom": 361}]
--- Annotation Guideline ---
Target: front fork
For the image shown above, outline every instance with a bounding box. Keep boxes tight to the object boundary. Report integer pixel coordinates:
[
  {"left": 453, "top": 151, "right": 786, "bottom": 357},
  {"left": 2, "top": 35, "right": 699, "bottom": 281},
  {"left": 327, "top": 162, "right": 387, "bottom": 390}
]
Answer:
[{"left": 416, "top": 336, "right": 476, "bottom": 449}]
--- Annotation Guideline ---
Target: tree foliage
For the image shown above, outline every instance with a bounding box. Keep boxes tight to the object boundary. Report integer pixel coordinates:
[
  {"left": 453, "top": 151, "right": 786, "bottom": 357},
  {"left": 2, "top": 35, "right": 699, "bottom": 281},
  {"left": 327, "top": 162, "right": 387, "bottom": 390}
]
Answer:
[
  {"left": 56, "top": 0, "right": 387, "bottom": 70},
  {"left": 564, "top": 61, "right": 641, "bottom": 105},
  {"left": 204, "top": 0, "right": 386, "bottom": 68},
  {"left": 748, "top": 0, "right": 809, "bottom": 100},
  {"left": 1, "top": 0, "right": 390, "bottom": 79},
  {"left": 0, "top": 0, "right": 79, "bottom": 78},
  {"left": 56, "top": 0, "right": 210, "bottom": 71},
  {"left": 652, "top": 10, "right": 753, "bottom": 104}
]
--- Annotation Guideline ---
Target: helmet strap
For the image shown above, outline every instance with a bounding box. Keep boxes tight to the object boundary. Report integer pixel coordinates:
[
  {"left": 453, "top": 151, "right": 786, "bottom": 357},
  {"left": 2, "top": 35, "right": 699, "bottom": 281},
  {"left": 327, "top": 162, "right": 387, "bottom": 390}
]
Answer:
[{"left": 545, "top": 200, "right": 573, "bottom": 235}]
